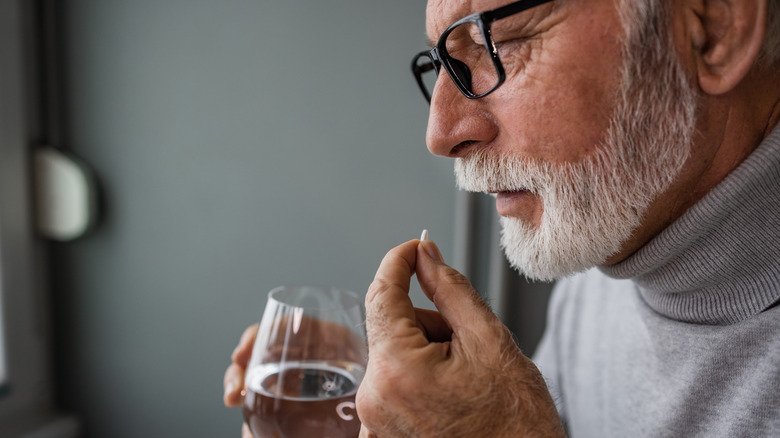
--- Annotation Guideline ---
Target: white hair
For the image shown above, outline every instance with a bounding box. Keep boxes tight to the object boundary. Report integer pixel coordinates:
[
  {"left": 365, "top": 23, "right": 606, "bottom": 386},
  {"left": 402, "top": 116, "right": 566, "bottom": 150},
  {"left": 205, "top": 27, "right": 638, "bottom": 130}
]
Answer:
[{"left": 454, "top": 0, "right": 698, "bottom": 281}]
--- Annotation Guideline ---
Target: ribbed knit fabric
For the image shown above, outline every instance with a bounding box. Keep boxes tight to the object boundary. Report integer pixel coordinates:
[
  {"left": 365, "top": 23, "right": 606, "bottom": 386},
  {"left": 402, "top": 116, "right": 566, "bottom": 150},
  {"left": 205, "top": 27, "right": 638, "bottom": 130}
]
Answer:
[
  {"left": 600, "top": 124, "right": 780, "bottom": 324},
  {"left": 533, "top": 125, "right": 780, "bottom": 437}
]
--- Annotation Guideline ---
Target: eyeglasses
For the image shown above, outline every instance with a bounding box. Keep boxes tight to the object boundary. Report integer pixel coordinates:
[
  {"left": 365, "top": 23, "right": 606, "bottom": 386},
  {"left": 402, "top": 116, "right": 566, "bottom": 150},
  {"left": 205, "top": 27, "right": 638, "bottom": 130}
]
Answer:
[{"left": 411, "top": 0, "right": 555, "bottom": 103}]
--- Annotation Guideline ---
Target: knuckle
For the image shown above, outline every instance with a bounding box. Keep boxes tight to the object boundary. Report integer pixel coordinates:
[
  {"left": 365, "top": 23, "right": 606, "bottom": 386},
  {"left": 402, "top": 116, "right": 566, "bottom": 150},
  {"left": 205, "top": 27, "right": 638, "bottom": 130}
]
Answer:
[
  {"left": 355, "top": 383, "right": 382, "bottom": 428},
  {"left": 359, "top": 353, "right": 423, "bottom": 436},
  {"left": 364, "top": 284, "right": 391, "bottom": 341},
  {"left": 375, "top": 248, "right": 400, "bottom": 274},
  {"left": 356, "top": 366, "right": 409, "bottom": 431},
  {"left": 384, "top": 244, "right": 405, "bottom": 261},
  {"left": 366, "top": 323, "right": 386, "bottom": 348},
  {"left": 365, "top": 279, "right": 393, "bottom": 307}
]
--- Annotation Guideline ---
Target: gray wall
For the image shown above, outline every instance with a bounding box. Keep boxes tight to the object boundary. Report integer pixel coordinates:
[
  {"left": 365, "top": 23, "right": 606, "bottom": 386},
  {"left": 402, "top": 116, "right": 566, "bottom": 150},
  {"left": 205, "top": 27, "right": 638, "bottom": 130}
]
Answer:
[{"left": 51, "top": 1, "right": 456, "bottom": 437}]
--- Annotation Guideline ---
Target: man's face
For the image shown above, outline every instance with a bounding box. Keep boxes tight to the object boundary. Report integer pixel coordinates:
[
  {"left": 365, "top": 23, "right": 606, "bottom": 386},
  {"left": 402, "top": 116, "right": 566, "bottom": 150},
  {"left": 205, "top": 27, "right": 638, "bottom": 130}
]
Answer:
[{"left": 425, "top": 0, "right": 697, "bottom": 280}]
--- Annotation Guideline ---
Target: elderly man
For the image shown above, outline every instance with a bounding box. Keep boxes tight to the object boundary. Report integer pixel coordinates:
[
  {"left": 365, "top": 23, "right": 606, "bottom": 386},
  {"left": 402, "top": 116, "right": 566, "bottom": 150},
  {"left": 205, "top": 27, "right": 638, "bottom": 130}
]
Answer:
[{"left": 225, "top": 0, "right": 780, "bottom": 436}]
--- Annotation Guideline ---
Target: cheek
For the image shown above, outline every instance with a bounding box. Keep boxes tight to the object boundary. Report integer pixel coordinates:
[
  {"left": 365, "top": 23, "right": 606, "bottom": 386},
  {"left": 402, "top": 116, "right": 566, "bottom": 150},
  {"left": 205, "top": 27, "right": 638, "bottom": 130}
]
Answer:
[{"left": 490, "top": 9, "right": 626, "bottom": 163}]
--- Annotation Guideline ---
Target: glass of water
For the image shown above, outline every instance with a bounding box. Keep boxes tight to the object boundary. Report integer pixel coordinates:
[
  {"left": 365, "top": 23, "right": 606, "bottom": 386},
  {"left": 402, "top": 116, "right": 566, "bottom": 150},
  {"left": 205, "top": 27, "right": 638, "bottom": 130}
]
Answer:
[{"left": 243, "top": 286, "right": 367, "bottom": 438}]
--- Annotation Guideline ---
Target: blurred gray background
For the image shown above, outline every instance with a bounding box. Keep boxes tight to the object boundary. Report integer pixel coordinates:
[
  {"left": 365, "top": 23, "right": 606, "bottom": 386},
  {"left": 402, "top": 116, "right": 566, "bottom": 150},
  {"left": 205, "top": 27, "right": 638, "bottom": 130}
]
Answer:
[
  {"left": 51, "top": 1, "right": 453, "bottom": 437},
  {"left": 40, "top": 1, "right": 552, "bottom": 437}
]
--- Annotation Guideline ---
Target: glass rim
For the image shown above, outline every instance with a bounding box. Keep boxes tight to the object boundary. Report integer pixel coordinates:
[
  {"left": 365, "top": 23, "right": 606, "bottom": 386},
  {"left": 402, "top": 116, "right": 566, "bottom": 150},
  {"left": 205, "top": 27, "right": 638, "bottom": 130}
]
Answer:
[{"left": 267, "top": 285, "right": 362, "bottom": 312}]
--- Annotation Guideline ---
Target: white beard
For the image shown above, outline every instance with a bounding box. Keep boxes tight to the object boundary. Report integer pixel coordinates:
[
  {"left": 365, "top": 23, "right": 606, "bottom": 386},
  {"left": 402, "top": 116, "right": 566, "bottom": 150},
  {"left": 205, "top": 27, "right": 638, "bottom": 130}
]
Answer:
[{"left": 454, "top": 5, "right": 697, "bottom": 281}]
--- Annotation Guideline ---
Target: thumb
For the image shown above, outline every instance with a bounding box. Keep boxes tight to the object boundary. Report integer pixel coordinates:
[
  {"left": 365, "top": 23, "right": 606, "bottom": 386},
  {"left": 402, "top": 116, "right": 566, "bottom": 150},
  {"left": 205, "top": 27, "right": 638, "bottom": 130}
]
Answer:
[{"left": 415, "top": 237, "right": 499, "bottom": 335}]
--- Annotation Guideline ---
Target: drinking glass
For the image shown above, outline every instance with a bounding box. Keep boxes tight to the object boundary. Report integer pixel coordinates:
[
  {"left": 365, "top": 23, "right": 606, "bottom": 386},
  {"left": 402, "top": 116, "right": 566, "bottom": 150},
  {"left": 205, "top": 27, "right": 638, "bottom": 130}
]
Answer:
[{"left": 243, "top": 286, "right": 367, "bottom": 438}]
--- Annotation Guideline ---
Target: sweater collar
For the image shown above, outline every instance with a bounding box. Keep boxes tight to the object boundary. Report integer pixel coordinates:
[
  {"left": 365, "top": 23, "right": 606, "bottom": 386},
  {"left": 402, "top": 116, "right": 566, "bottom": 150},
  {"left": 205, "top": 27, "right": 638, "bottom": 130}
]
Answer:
[{"left": 599, "top": 125, "right": 780, "bottom": 325}]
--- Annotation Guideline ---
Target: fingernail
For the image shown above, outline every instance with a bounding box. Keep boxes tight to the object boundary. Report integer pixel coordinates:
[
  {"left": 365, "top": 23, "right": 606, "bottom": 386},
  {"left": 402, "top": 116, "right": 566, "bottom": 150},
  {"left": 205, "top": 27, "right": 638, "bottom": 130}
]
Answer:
[
  {"left": 419, "top": 229, "right": 443, "bottom": 261},
  {"left": 225, "top": 381, "right": 236, "bottom": 397}
]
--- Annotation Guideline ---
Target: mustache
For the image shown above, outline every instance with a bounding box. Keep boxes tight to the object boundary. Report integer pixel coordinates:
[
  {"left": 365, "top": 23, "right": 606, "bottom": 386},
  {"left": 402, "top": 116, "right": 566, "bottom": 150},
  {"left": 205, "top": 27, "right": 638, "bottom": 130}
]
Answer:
[{"left": 454, "top": 149, "right": 557, "bottom": 194}]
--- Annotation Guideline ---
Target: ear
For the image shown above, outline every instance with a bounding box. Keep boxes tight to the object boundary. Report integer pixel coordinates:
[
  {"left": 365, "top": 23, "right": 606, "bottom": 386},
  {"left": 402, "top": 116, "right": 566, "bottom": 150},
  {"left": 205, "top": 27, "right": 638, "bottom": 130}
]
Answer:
[{"left": 687, "top": 0, "right": 768, "bottom": 95}]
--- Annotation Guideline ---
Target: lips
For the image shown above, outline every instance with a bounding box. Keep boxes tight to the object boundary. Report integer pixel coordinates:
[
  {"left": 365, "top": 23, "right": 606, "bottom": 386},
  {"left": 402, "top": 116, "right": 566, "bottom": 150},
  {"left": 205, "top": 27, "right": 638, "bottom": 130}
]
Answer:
[{"left": 495, "top": 190, "right": 534, "bottom": 217}]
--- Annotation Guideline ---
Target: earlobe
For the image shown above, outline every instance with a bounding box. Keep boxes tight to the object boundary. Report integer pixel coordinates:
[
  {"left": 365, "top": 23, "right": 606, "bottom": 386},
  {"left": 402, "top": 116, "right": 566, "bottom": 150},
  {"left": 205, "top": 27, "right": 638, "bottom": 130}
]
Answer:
[{"left": 694, "top": 0, "right": 768, "bottom": 95}]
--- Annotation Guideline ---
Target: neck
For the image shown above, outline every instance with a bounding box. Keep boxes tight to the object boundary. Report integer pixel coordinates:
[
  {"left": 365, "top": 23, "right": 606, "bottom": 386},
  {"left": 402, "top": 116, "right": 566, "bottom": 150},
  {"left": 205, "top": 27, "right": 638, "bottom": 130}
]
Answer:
[
  {"left": 605, "top": 68, "right": 780, "bottom": 266},
  {"left": 764, "top": 84, "right": 780, "bottom": 139},
  {"left": 600, "top": 122, "right": 780, "bottom": 324}
]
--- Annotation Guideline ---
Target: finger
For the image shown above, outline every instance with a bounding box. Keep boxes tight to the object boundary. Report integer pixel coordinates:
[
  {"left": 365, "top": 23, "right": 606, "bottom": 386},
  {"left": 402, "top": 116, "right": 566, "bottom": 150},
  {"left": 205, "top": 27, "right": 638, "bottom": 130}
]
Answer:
[
  {"left": 231, "top": 324, "right": 259, "bottom": 365},
  {"left": 365, "top": 240, "right": 426, "bottom": 350},
  {"left": 416, "top": 239, "right": 499, "bottom": 335},
  {"left": 223, "top": 362, "right": 246, "bottom": 407},
  {"left": 242, "top": 423, "right": 253, "bottom": 438},
  {"left": 225, "top": 324, "right": 258, "bottom": 407},
  {"left": 414, "top": 307, "right": 452, "bottom": 342}
]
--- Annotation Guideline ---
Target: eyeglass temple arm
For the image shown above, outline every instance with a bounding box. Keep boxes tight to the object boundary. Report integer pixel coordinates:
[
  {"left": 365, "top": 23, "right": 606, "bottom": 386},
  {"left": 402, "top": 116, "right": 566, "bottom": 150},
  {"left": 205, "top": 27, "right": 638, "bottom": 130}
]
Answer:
[
  {"left": 412, "top": 50, "right": 439, "bottom": 75},
  {"left": 413, "top": 63, "right": 436, "bottom": 74},
  {"left": 483, "top": 0, "right": 555, "bottom": 22}
]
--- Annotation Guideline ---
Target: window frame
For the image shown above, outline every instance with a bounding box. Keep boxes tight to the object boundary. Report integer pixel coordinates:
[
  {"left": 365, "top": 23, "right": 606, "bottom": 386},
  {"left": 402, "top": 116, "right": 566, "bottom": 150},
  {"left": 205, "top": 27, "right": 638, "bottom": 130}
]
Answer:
[{"left": 0, "top": 0, "right": 77, "bottom": 436}]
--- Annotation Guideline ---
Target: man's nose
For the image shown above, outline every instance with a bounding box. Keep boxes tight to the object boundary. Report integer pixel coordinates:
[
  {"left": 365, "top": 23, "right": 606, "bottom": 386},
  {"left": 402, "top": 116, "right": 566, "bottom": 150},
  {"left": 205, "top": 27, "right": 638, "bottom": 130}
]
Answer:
[{"left": 425, "top": 74, "right": 497, "bottom": 158}]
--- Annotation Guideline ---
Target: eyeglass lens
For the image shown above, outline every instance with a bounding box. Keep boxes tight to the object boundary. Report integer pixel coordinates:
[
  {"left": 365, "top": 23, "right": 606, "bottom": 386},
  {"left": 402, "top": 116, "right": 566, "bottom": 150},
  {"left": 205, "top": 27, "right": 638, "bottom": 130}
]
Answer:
[
  {"left": 414, "top": 54, "right": 438, "bottom": 101},
  {"left": 417, "top": 21, "right": 501, "bottom": 101}
]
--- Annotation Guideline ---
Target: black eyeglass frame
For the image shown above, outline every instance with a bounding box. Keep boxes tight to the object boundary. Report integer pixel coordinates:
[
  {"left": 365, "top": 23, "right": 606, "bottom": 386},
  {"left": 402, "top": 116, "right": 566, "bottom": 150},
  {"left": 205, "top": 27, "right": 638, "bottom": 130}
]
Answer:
[{"left": 412, "top": 0, "right": 555, "bottom": 103}]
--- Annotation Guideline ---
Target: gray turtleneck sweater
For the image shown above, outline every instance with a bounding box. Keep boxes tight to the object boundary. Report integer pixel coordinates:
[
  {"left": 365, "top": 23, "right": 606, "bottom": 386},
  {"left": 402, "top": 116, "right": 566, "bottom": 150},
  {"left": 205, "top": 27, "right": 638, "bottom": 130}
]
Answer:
[{"left": 533, "top": 125, "right": 780, "bottom": 437}]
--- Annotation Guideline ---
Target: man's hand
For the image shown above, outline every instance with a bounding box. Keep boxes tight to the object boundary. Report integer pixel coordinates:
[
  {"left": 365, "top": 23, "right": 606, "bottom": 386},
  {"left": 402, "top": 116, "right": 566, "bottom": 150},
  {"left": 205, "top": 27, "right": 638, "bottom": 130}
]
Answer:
[
  {"left": 356, "top": 239, "right": 564, "bottom": 437},
  {"left": 224, "top": 324, "right": 257, "bottom": 438}
]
